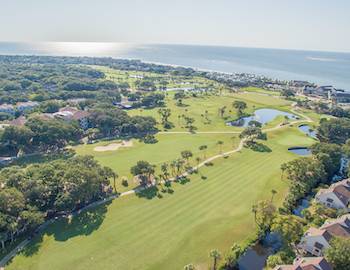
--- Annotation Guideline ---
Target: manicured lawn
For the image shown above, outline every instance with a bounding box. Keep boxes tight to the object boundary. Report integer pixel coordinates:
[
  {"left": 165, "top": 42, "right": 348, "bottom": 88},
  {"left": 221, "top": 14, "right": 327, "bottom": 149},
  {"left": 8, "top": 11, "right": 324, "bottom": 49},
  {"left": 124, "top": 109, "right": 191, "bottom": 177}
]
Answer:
[
  {"left": 94, "top": 66, "right": 216, "bottom": 90},
  {"left": 241, "top": 86, "right": 281, "bottom": 96},
  {"left": 6, "top": 127, "right": 315, "bottom": 270},
  {"left": 128, "top": 91, "right": 291, "bottom": 132},
  {"left": 74, "top": 133, "right": 240, "bottom": 192}
]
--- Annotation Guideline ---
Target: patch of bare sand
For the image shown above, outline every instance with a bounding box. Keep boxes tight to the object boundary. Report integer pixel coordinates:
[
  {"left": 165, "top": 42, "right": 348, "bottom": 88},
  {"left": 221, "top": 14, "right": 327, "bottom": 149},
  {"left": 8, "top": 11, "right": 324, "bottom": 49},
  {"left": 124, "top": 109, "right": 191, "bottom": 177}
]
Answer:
[{"left": 94, "top": 140, "right": 133, "bottom": 152}]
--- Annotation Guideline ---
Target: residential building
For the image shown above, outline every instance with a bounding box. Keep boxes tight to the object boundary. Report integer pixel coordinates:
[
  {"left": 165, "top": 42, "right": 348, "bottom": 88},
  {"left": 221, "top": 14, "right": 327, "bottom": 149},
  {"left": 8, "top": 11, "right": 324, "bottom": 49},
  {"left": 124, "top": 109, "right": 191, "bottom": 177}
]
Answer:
[
  {"left": 53, "top": 107, "right": 90, "bottom": 130},
  {"left": 315, "top": 179, "right": 350, "bottom": 210},
  {"left": 299, "top": 214, "right": 350, "bottom": 256},
  {"left": 274, "top": 257, "right": 332, "bottom": 270}
]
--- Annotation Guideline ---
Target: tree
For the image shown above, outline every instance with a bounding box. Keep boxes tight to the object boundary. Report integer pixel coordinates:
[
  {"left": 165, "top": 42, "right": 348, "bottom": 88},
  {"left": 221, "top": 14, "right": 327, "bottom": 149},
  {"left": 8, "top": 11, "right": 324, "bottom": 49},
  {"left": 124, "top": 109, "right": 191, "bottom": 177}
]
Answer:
[
  {"left": 239, "top": 126, "right": 265, "bottom": 143},
  {"left": 248, "top": 120, "right": 262, "bottom": 128},
  {"left": 199, "top": 145, "right": 208, "bottom": 159},
  {"left": 271, "top": 189, "right": 277, "bottom": 202},
  {"left": 251, "top": 200, "right": 276, "bottom": 236},
  {"left": 271, "top": 214, "right": 305, "bottom": 249},
  {"left": 181, "top": 150, "right": 193, "bottom": 165},
  {"left": 158, "top": 108, "right": 172, "bottom": 128},
  {"left": 281, "top": 89, "right": 295, "bottom": 98},
  {"left": 209, "top": 249, "right": 221, "bottom": 270},
  {"left": 183, "top": 264, "right": 195, "bottom": 270},
  {"left": 325, "top": 237, "right": 350, "bottom": 269},
  {"left": 233, "top": 101, "right": 247, "bottom": 117},
  {"left": 0, "top": 125, "right": 34, "bottom": 156},
  {"left": 130, "top": 161, "right": 156, "bottom": 186},
  {"left": 317, "top": 118, "right": 350, "bottom": 144},
  {"left": 195, "top": 157, "right": 201, "bottom": 172},
  {"left": 223, "top": 243, "right": 244, "bottom": 269},
  {"left": 184, "top": 116, "right": 196, "bottom": 132},
  {"left": 160, "top": 163, "right": 170, "bottom": 182},
  {"left": 218, "top": 106, "right": 226, "bottom": 118},
  {"left": 266, "top": 254, "right": 284, "bottom": 268},
  {"left": 281, "top": 157, "right": 326, "bottom": 211},
  {"left": 174, "top": 91, "right": 186, "bottom": 100},
  {"left": 102, "top": 166, "right": 118, "bottom": 192},
  {"left": 217, "top": 140, "right": 224, "bottom": 154},
  {"left": 39, "top": 100, "right": 60, "bottom": 113},
  {"left": 140, "top": 93, "right": 165, "bottom": 108},
  {"left": 175, "top": 158, "right": 186, "bottom": 178},
  {"left": 281, "top": 157, "right": 327, "bottom": 211},
  {"left": 310, "top": 143, "right": 342, "bottom": 179}
]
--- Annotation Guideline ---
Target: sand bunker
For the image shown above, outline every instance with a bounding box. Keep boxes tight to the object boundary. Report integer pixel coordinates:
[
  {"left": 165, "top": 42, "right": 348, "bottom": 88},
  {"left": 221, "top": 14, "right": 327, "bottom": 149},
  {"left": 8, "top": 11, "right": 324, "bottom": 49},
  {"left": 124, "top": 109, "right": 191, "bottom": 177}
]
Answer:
[{"left": 94, "top": 140, "right": 133, "bottom": 152}]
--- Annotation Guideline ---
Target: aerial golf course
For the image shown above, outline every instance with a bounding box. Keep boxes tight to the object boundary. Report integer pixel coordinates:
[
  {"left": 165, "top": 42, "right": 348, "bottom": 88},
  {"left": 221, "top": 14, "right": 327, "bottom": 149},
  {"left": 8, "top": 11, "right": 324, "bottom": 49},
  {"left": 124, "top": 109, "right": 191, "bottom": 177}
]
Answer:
[{"left": 5, "top": 69, "right": 319, "bottom": 270}]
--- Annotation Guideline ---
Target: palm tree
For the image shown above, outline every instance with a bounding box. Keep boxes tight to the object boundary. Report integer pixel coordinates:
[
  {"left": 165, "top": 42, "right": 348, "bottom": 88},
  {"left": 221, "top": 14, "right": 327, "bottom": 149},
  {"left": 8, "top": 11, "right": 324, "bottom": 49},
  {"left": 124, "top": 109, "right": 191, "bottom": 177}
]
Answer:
[
  {"left": 231, "top": 136, "right": 236, "bottom": 148},
  {"left": 195, "top": 157, "right": 201, "bottom": 172},
  {"left": 217, "top": 140, "right": 224, "bottom": 154},
  {"left": 209, "top": 249, "right": 221, "bottom": 270},
  {"left": 199, "top": 145, "right": 208, "bottom": 159},
  {"left": 251, "top": 204, "right": 259, "bottom": 228},
  {"left": 271, "top": 189, "right": 277, "bottom": 202},
  {"left": 175, "top": 159, "right": 185, "bottom": 178},
  {"left": 161, "top": 163, "right": 169, "bottom": 181},
  {"left": 170, "top": 160, "right": 177, "bottom": 177}
]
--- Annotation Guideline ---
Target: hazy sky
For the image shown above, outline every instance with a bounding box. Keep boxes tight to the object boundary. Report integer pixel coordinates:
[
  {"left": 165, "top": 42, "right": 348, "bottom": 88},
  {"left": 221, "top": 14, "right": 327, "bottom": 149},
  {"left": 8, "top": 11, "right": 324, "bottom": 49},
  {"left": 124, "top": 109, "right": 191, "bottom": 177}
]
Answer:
[{"left": 1, "top": 0, "right": 350, "bottom": 52}]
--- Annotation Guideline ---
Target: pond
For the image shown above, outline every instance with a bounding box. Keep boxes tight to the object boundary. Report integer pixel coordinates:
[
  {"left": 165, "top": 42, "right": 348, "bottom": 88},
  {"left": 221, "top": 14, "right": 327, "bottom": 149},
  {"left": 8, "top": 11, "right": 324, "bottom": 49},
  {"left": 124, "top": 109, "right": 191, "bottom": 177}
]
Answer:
[
  {"left": 298, "top": 124, "right": 317, "bottom": 138},
  {"left": 238, "top": 233, "right": 282, "bottom": 270},
  {"left": 238, "top": 244, "right": 272, "bottom": 270},
  {"left": 288, "top": 147, "right": 311, "bottom": 156},
  {"left": 227, "top": 108, "right": 298, "bottom": 127}
]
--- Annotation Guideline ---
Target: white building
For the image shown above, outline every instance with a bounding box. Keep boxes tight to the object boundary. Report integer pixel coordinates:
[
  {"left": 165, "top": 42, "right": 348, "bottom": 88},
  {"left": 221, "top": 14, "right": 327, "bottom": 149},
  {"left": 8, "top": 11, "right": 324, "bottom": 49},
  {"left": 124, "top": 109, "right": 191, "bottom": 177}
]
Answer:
[
  {"left": 315, "top": 179, "right": 350, "bottom": 210},
  {"left": 299, "top": 214, "right": 350, "bottom": 256},
  {"left": 53, "top": 107, "right": 90, "bottom": 130}
]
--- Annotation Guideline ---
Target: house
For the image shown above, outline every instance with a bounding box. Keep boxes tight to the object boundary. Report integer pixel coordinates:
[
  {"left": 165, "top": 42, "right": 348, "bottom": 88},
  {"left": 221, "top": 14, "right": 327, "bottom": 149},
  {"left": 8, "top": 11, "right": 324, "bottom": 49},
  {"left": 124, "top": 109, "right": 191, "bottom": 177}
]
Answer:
[
  {"left": 298, "top": 214, "right": 350, "bottom": 256},
  {"left": 53, "top": 107, "right": 90, "bottom": 130},
  {"left": 0, "top": 104, "right": 15, "bottom": 114},
  {"left": 16, "top": 101, "right": 39, "bottom": 112},
  {"left": 315, "top": 179, "right": 350, "bottom": 210},
  {"left": 274, "top": 257, "right": 332, "bottom": 270}
]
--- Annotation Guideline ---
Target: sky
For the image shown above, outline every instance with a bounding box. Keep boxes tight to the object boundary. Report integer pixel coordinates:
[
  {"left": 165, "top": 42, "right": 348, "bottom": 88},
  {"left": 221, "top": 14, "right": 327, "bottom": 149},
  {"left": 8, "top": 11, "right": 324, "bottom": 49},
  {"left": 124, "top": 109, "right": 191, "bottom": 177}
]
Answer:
[{"left": 1, "top": 0, "right": 350, "bottom": 52}]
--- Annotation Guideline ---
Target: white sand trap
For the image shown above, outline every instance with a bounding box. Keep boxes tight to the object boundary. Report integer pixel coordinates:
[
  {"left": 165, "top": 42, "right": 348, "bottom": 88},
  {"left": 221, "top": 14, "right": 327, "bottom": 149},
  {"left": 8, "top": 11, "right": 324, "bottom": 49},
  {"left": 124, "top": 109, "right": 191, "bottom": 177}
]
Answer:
[{"left": 94, "top": 140, "right": 133, "bottom": 152}]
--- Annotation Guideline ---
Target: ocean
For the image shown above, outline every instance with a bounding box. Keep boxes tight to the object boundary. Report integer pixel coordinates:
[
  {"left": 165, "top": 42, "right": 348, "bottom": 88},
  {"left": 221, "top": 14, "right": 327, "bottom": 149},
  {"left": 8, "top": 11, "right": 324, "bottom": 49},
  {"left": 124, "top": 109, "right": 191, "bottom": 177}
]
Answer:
[{"left": 0, "top": 42, "right": 349, "bottom": 90}]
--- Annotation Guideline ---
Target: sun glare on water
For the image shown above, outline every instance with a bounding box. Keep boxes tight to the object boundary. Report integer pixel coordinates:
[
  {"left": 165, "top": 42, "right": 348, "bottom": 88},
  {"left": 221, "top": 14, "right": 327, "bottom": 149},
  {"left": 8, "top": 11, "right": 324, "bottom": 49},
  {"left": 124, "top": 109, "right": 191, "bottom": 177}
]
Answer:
[{"left": 37, "top": 42, "right": 134, "bottom": 57}]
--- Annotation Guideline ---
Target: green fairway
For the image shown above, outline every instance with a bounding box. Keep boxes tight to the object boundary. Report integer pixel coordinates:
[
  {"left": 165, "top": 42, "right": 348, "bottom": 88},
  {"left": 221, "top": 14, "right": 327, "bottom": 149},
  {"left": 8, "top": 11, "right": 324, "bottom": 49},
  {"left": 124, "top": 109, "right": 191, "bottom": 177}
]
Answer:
[
  {"left": 6, "top": 126, "right": 315, "bottom": 270},
  {"left": 127, "top": 91, "right": 291, "bottom": 132},
  {"left": 74, "top": 133, "right": 240, "bottom": 192}
]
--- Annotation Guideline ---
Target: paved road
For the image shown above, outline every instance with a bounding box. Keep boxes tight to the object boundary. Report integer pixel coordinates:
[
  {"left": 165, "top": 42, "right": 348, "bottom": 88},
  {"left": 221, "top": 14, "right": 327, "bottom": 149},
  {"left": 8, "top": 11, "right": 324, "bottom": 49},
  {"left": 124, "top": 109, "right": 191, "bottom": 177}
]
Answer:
[{"left": 0, "top": 107, "right": 313, "bottom": 268}]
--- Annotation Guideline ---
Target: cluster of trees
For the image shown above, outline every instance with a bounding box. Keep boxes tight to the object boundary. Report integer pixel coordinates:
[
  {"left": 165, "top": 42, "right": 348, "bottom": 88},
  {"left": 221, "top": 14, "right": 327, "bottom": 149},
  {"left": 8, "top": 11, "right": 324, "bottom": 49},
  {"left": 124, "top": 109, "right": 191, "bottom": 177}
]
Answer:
[
  {"left": 280, "top": 118, "right": 349, "bottom": 212},
  {"left": 0, "top": 55, "right": 200, "bottom": 78},
  {"left": 0, "top": 117, "right": 82, "bottom": 156},
  {"left": 281, "top": 142, "right": 343, "bottom": 212},
  {"left": 317, "top": 118, "right": 350, "bottom": 144},
  {"left": 0, "top": 155, "right": 114, "bottom": 249},
  {"left": 0, "top": 63, "right": 125, "bottom": 105},
  {"left": 88, "top": 107, "right": 157, "bottom": 139}
]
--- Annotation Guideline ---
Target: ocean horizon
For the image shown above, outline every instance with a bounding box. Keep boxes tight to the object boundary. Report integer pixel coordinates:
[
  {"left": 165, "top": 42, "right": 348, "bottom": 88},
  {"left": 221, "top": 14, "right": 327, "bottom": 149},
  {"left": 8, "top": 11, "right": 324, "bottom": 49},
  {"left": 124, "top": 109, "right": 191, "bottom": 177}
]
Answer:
[{"left": 1, "top": 42, "right": 350, "bottom": 90}]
